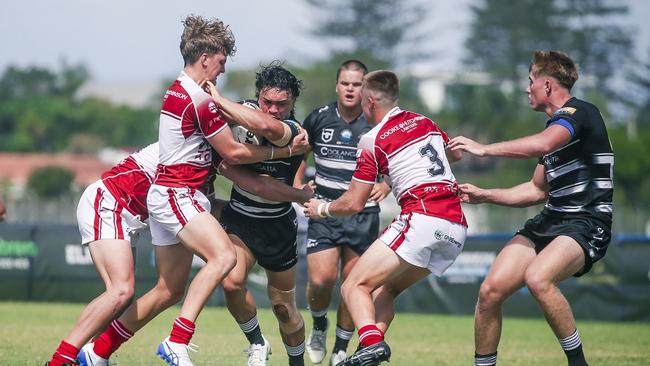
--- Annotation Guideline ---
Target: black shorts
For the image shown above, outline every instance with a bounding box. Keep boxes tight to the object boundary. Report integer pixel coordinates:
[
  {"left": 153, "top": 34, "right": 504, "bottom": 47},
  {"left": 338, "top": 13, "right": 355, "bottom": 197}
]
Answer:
[
  {"left": 516, "top": 213, "right": 611, "bottom": 276},
  {"left": 220, "top": 206, "right": 298, "bottom": 272},
  {"left": 306, "top": 211, "right": 380, "bottom": 255}
]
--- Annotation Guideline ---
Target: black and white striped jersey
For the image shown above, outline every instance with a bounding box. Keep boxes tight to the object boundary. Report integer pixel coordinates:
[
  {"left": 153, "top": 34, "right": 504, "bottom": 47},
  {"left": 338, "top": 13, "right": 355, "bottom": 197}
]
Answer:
[
  {"left": 539, "top": 97, "right": 614, "bottom": 223},
  {"left": 303, "top": 102, "right": 379, "bottom": 213},
  {"left": 227, "top": 100, "right": 303, "bottom": 219}
]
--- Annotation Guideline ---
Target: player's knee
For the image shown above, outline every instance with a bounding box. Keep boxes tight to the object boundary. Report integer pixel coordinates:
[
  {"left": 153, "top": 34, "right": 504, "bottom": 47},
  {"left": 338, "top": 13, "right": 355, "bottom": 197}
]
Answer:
[
  {"left": 273, "top": 303, "right": 290, "bottom": 322},
  {"left": 269, "top": 285, "right": 303, "bottom": 334},
  {"left": 309, "top": 268, "right": 338, "bottom": 290},
  {"left": 155, "top": 282, "right": 185, "bottom": 306},
  {"left": 340, "top": 278, "right": 357, "bottom": 300},
  {"left": 222, "top": 276, "right": 246, "bottom": 294},
  {"left": 107, "top": 280, "right": 135, "bottom": 307},
  {"left": 478, "top": 280, "right": 507, "bottom": 306},
  {"left": 524, "top": 271, "right": 552, "bottom": 298},
  {"left": 205, "top": 251, "right": 237, "bottom": 278}
]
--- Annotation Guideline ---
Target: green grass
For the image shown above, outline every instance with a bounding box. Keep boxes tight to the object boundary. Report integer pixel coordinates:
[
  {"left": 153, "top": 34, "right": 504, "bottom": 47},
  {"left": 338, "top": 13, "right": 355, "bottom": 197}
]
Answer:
[{"left": 1, "top": 301, "right": 648, "bottom": 365}]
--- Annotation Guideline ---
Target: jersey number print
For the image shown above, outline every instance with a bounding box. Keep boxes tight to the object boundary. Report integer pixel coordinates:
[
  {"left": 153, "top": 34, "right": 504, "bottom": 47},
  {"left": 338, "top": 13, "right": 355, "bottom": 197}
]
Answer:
[{"left": 419, "top": 143, "right": 445, "bottom": 177}]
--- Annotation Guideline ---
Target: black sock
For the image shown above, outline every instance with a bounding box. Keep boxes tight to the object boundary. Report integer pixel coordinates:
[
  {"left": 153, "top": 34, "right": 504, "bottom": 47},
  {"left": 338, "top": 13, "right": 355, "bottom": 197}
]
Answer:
[
  {"left": 289, "top": 354, "right": 305, "bottom": 366},
  {"left": 333, "top": 325, "right": 354, "bottom": 352},
  {"left": 565, "top": 345, "right": 588, "bottom": 366},
  {"left": 313, "top": 315, "right": 328, "bottom": 332},
  {"left": 286, "top": 341, "right": 305, "bottom": 366},
  {"left": 559, "top": 329, "right": 588, "bottom": 366},
  {"left": 474, "top": 351, "right": 497, "bottom": 366},
  {"left": 238, "top": 316, "right": 264, "bottom": 345}
]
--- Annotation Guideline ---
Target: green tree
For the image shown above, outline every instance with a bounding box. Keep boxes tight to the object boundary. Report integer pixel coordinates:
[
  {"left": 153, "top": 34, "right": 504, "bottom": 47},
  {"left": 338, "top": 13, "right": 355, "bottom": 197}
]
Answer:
[
  {"left": 559, "top": 0, "right": 632, "bottom": 94},
  {"left": 27, "top": 166, "right": 75, "bottom": 199},
  {"left": 0, "top": 64, "right": 158, "bottom": 152},
  {"left": 303, "top": 0, "right": 430, "bottom": 66},
  {"left": 465, "top": 0, "right": 632, "bottom": 96}
]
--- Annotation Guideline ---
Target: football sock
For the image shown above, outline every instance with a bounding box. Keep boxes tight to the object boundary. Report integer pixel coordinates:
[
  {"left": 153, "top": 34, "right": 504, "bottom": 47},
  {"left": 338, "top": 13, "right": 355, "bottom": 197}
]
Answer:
[
  {"left": 333, "top": 325, "right": 353, "bottom": 352},
  {"left": 474, "top": 351, "right": 497, "bottom": 366},
  {"left": 93, "top": 319, "right": 133, "bottom": 359},
  {"left": 358, "top": 324, "right": 383, "bottom": 348},
  {"left": 238, "top": 315, "right": 265, "bottom": 345},
  {"left": 169, "top": 316, "right": 195, "bottom": 345},
  {"left": 310, "top": 308, "right": 328, "bottom": 331},
  {"left": 285, "top": 340, "right": 305, "bottom": 366},
  {"left": 49, "top": 340, "right": 79, "bottom": 366},
  {"left": 560, "top": 329, "right": 588, "bottom": 366}
]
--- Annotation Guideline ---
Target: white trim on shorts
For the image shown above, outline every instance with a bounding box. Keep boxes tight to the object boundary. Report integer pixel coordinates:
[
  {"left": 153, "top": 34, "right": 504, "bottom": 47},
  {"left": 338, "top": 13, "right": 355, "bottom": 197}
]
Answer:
[
  {"left": 76, "top": 180, "right": 147, "bottom": 245},
  {"left": 379, "top": 212, "right": 466, "bottom": 275},
  {"left": 147, "top": 184, "right": 211, "bottom": 246}
]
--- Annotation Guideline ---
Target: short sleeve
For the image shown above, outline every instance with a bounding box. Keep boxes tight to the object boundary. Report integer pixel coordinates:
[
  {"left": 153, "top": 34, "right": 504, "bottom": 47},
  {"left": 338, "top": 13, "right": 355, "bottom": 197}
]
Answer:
[
  {"left": 352, "top": 134, "right": 379, "bottom": 184},
  {"left": 197, "top": 98, "right": 228, "bottom": 138},
  {"left": 548, "top": 106, "right": 585, "bottom": 138},
  {"left": 302, "top": 109, "right": 319, "bottom": 146}
]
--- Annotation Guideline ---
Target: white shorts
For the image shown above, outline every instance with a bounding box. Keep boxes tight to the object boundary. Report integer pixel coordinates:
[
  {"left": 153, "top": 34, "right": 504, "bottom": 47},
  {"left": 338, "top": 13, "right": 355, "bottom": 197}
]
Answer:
[
  {"left": 77, "top": 181, "right": 147, "bottom": 245},
  {"left": 147, "top": 184, "right": 211, "bottom": 246},
  {"left": 379, "top": 212, "right": 467, "bottom": 276}
]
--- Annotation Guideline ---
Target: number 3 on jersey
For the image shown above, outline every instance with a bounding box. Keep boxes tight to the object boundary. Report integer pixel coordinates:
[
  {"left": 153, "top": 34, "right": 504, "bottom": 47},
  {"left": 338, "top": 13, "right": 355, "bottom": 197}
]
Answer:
[{"left": 419, "top": 143, "right": 445, "bottom": 176}]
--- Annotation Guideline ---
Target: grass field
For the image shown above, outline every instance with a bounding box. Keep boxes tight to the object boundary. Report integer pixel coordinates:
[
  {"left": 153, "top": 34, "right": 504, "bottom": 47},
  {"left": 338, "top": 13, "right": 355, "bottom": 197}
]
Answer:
[{"left": 1, "top": 301, "right": 648, "bottom": 366}]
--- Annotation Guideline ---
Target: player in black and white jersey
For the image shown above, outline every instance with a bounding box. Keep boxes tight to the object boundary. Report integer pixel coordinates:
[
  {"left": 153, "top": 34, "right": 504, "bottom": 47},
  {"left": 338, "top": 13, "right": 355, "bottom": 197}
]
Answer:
[
  {"left": 295, "top": 60, "right": 391, "bottom": 365},
  {"left": 449, "top": 51, "right": 613, "bottom": 366},
  {"left": 207, "top": 63, "right": 310, "bottom": 366}
]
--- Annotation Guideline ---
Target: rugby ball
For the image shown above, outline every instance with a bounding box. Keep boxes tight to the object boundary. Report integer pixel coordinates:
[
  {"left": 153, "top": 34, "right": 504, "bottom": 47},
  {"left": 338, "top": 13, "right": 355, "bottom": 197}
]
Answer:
[
  {"left": 231, "top": 100, "right": 263, "bottom": 145},
  {"left": 231, "top": 124, "right": 262, "bottom": 145}
]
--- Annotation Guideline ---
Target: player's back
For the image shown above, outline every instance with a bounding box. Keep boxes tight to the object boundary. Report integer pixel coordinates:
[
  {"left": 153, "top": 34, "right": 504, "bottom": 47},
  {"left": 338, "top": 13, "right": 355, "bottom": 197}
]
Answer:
[{"left": 355, "top": 108, "right": 466, "bottom": 225}]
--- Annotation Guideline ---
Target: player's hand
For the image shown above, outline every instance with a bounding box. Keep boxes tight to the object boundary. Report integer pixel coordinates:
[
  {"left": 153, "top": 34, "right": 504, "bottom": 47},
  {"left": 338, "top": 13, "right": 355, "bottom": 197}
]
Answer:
[
  {"left": 290, "top": 131, "right": 310, "bottom": 156},
  {"left": 303, "top": 198, "right": 325, "bottom": 220},
  {"left": 448, "top": 136, "right": 488, "bottom": 157},
  {"left": 458, "top": 183, "right": 489, "bottom": 204},
  {"left": 369, "top": 181, "right": 391, "bottom": 202},
  {"left": 203, "top": 80, "right": 224, "bottom": 103},
  {"left": 299, "top": 181, "right": 316, "bottom": 201}
]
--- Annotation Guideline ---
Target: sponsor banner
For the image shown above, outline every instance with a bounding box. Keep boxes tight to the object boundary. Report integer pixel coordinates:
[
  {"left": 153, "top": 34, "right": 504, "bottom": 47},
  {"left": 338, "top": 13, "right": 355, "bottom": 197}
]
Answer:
[{"left": 0, "top": 225, "right": 648, "bottom": 321}]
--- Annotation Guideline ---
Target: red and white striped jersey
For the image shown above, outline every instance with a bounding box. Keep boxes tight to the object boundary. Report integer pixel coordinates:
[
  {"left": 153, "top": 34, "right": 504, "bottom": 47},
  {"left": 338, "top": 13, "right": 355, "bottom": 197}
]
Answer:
[
  {"left": 352, "top": 107, "right": 467, "bottom": 226},
  {"left": 155, "top": 72, "right": 228, "bottom": 191},
  {"left": 101, "top": 143, "right": 159, "bottom": 219}
]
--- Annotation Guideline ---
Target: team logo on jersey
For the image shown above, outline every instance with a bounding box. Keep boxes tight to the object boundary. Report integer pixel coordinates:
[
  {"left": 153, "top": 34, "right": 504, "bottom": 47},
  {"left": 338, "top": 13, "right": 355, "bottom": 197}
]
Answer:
[
  {"left": 306, "top": 239, "right": 318, "bottom": 248},
  {"left": 435, "top": 230, "right": 444, "bottom": 240},
  {"left": 554, "top": 107, "right": 576, "bottom": 116},
  {"left": 340, "top": 129, "right": 353, "bottom": 143},
  {"left": 208, "top": 101, "right": 218, "bottom": 114},
  {"left": 321, "top": 128, "right": 334, "bottom": 143}
]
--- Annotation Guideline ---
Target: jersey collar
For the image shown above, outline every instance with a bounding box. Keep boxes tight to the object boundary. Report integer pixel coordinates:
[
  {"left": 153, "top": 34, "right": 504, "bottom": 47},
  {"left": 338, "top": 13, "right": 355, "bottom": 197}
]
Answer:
[{"left": 379, "top": 106, "right": 402, "bottom": 125}]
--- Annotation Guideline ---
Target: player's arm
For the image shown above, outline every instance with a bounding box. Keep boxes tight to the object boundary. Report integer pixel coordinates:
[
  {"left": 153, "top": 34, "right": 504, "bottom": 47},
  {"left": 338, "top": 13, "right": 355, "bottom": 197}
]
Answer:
[
  {"left": 459, "top": 164, "right": 548, "bottom": 207},
  {"left": 369, "top": 179, "right": 391, "bottom": 202},
  {"left": 208, "top": 127, "right": 308, "bottom": 165},
  {"left": 292, "top": 152, "right": 311, "bottom": 188},
  {"left": 205, "top": 81, "right": 292, "bottom": 145},
  {"left": 304, "top": 180, "right": 373, "bottom": 219},
  {"left": 448, "top": 124, "right": 571, "bottom": 158},
  {"left": 218, "top": 162, "right": 314, "bottom": 203}
]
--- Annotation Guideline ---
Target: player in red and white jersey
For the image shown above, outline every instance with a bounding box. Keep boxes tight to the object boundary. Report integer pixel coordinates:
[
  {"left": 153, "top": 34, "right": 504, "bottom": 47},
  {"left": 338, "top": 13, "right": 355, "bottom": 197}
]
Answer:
[
  {"left": 46, "top": 143, "right": 158, "bottom": 366},
  {"left": 304, "top": 70, "right": 466, "bottom": 366},
  {"left": 76, "top": 16, "right": 308, "bottom": 366}
]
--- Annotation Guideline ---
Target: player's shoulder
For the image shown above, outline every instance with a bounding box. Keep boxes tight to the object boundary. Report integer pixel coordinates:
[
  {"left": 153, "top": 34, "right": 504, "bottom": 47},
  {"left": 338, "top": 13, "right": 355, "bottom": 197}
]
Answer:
[
  {"left": 307, "top": 101, "right": 337, "bottom": 120},
  {"left": 552, "top": 97, "right": 599, "bottom": 122}
]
